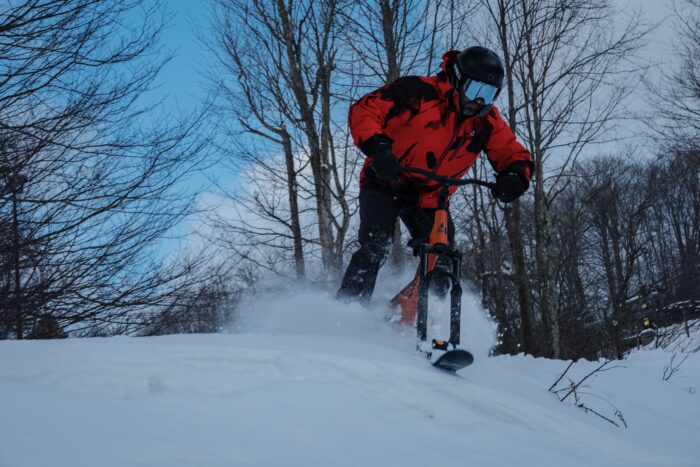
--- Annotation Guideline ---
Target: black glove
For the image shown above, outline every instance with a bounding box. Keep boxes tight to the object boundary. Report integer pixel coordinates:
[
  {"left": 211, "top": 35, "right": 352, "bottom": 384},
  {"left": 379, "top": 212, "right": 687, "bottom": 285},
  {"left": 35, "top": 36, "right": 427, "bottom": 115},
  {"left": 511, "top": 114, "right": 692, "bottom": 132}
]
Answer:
[
  {"left": 492, "top": 164, "right": 530, "bottom": 203},
  {"left": 363, "top": 135, "right": 401, "bottom": 182},
  {"left": 372, "top": 150, "right": 401, "bottom": 182}
]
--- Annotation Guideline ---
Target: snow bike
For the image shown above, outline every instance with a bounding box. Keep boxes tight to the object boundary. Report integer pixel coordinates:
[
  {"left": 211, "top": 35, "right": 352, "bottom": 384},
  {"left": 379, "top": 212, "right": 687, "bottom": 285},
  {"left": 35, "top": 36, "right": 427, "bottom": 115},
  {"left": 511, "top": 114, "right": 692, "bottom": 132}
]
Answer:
[{"left": 390, "top": 166, "right": 495, "bottom": 372}]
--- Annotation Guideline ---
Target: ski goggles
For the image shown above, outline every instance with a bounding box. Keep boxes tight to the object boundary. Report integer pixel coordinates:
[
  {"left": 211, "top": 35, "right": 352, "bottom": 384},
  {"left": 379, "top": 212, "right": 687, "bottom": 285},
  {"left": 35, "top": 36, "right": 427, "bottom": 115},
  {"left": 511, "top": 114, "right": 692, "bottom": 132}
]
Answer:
[{"left": 462, "top": 78, "right": 500, "bottom": 105}]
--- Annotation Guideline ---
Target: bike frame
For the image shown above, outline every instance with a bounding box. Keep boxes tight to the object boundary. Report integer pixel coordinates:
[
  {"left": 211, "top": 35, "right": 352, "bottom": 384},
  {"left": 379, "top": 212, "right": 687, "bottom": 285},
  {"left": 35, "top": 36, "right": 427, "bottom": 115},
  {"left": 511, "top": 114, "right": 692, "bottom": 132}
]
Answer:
[{"left": 390, "top": 167, "right": 494, "bottom": 353}]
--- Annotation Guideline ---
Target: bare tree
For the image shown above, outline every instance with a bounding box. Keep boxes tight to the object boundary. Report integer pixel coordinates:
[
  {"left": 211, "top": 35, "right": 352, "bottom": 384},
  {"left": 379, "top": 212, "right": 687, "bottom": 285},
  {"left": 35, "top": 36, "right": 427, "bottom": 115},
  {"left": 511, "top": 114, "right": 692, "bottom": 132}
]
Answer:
[
  {"left": 647, "top": 0, "right": 700, "bottom": 306},
  {"left": 641, "top": 150, "right": 700, "bottom": 306},
  {"left": 657, "top": 0, "right": 700, "bottom": 144},
  {"left": 474, "top": 0, "right": 647, "bottom": 358},
  {"left": 208, "top": 0, "right": 357, "bottom": 279},
  {"left": 578, "top": 157, "right": 653, "bottom": 358},
  {"left": 453, "top": 157, "right": 526, "bottom": 354},
  {"left": 205, "top": 153, "right": 319, "bottom": 281},
  {"left": 475, "top": 0, "right": 537, "bottom": 354},
  {"left": 207, "top": 3, "right": 308, "bottom": 278},
  {"left": 339, "top": 0, "right": 460, "bottom": 83},
  {"left": 272, "top": 0, "right": 343, "bottom": 272},
  {"left": 0, "top": 0, "right": 212, "bottom": 338},
  {"left": 551, "top": 187, "right": 591, "bottom": 356},
  {"left": 141, "top": 275, "right": 241, "bottom": 336}
]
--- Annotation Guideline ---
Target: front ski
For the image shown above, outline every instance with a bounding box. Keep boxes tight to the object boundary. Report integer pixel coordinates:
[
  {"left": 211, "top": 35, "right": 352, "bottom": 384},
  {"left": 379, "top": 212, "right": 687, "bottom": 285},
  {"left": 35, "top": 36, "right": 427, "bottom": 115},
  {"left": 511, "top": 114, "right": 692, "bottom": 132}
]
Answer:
[
  {"left": 420, "top": 339, "right": 474, "bottom": 373},
  {"left": 432, "top": 348, "right": 474, "bottom": 372}
]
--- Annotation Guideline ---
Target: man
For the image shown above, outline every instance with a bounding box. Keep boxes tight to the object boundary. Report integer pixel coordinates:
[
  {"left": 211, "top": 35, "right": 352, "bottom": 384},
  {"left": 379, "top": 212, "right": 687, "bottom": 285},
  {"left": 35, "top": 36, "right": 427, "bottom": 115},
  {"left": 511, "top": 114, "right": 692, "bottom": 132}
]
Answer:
[{"left": 337, "top": 46, "right": 533, "bottom": 303}]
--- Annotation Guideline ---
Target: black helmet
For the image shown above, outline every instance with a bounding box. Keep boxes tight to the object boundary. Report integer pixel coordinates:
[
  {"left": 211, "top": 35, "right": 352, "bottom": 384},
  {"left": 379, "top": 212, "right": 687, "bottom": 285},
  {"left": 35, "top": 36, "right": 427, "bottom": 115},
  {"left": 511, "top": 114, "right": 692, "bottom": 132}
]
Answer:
[{"left": 453, "top": 46, "right": 505, "bottom": 99}]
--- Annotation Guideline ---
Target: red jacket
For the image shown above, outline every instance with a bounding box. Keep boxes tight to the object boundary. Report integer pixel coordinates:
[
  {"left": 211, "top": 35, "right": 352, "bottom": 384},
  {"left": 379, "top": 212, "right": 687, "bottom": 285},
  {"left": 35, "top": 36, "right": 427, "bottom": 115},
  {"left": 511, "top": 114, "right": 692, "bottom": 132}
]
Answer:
[{"left": 349, "top": 50, "right": 532, "bottom": 208}]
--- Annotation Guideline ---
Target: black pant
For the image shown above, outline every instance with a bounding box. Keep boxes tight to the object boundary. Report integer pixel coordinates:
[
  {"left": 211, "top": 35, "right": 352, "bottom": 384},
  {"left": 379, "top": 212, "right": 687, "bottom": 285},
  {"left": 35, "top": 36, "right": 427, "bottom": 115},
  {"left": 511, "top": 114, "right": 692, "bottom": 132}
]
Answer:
[{"left": 337, "top": 187, "right": 455, "bottom": 302}]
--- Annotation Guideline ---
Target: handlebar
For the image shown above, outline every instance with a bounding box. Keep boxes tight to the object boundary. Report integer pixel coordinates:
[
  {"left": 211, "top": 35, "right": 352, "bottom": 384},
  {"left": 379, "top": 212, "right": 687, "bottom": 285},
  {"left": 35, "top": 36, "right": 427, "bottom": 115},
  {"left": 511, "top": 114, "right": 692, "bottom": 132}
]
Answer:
[{"left": 401, "top": 166, "right": 495, "bottom": 190}]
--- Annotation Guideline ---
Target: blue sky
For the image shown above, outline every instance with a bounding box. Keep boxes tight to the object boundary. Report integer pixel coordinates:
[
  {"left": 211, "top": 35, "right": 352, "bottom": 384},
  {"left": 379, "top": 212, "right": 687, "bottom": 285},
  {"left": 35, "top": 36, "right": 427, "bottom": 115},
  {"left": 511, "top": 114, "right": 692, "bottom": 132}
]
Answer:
[
  {"left": 152, "top": 0, "right": 210, "bottom": 114},
  {"left": 141, "top": 1, "right": 216, "bottom": 253},
  {"left": 150, "top": 0, "right": 678, "bottom": 151},
  {"left": 146, "top": 0, "right": 679, "bottom": 254}
]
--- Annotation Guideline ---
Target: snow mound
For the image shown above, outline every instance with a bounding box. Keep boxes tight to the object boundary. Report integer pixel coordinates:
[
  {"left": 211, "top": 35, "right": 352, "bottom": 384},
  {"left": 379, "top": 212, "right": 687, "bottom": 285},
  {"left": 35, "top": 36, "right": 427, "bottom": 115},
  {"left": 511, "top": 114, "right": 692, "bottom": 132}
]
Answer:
[{"left": 0, "top": 291, "right": 698, "bottom": 467}]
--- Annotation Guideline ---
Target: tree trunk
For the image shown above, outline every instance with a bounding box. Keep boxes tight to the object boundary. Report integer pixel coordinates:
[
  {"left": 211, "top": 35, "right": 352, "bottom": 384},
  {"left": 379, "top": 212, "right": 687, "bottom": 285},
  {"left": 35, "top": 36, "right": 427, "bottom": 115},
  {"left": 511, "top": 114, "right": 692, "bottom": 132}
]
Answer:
[
  {"left": 534, "top": 163, "right": 559, "bottom": 358},
  {"left": 522, "top": 3, "right": 559, "bottom": 358},
  {"left": 275, "top": 0, "right": 336, "bottom": 271},
  {"left": 282, "top": 130, "right": 306, "bottom": 279},
  {"left": 504, "top": 205, "right": 535, "bottom": 354},
  {"left": 379, "top": 0, "right": 399, "bottom": 82},
  {"left": 496, "top": 0, "right": 535, "bottom": 355},
  {"left": 379, "top": 0, "right": 406, "bottom": 270}
]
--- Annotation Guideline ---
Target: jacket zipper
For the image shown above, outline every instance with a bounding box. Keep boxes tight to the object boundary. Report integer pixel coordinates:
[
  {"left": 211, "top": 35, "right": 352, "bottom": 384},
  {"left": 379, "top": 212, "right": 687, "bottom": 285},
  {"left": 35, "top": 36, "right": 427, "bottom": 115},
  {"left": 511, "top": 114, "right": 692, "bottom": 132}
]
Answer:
[{"left": 430, "top": 111, "right": 462, "bottom": 183}]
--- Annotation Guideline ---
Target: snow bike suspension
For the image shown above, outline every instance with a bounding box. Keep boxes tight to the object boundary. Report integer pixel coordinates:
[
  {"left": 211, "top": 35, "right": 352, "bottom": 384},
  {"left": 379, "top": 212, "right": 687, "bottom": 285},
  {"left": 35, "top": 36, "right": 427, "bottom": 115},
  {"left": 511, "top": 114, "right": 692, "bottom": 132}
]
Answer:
[{"left": 390, "top": 167, "right": 494, "bottom": 356}]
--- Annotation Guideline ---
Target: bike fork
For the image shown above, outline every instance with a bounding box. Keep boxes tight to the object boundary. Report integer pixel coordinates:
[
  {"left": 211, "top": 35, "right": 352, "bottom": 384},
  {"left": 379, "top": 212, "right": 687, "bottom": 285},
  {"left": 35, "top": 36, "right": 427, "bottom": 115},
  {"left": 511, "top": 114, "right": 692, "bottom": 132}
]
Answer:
[
  {"left": 416, "top": 246, "right": 463, "bottom": 351},
  {"left": 449, "top": 250, "right": 462, "bottom": 346}
]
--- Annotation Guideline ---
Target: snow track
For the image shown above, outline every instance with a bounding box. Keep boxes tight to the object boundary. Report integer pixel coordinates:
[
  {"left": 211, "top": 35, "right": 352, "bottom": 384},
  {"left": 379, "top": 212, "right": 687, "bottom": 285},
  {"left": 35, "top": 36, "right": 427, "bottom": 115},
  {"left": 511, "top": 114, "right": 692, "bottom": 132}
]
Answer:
[{"left": 1, "top": 292, "right": 698, "bottom": 466}]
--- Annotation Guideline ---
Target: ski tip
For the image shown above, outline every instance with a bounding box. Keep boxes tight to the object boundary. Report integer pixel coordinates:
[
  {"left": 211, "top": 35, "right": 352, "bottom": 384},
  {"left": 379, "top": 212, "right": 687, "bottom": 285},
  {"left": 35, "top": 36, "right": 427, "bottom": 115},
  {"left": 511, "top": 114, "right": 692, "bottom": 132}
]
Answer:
[{"left": 432, "top": 349, "right": 474, "bottom": 372}]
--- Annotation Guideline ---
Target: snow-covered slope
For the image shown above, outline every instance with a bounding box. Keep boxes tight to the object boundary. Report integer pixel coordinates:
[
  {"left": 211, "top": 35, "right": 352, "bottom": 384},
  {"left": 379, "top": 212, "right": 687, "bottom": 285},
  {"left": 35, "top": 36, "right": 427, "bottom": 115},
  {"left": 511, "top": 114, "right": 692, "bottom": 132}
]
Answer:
[{"left": 1, "top": 291, "right": 698, "bottom": 467}]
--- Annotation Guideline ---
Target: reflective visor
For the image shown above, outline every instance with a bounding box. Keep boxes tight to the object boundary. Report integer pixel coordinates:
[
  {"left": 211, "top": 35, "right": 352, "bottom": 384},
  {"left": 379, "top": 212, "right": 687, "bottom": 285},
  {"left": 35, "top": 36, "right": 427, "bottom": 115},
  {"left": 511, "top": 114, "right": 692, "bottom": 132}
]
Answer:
[{"left": 463, "top": 79, "right": 499, "bottom": 105}]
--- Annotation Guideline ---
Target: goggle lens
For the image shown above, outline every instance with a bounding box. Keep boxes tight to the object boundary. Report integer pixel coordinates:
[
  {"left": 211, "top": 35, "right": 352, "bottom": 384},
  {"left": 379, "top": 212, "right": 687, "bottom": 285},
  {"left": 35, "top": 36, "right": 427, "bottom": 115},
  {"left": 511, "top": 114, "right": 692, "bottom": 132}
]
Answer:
[{"left": 463, "top": 79, "right": 499, "bottom": 105}]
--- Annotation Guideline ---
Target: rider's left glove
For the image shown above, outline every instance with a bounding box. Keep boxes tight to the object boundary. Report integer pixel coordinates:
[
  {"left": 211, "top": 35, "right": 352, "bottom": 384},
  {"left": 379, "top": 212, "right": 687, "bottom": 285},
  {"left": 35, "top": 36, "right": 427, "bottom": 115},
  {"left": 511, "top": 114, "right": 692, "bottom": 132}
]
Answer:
[
  {"left": 492, "top": 164, "right": 529, "bottom": 203},
  {"left": 363, "top": 134, "right": 401, "bottom": 182}
]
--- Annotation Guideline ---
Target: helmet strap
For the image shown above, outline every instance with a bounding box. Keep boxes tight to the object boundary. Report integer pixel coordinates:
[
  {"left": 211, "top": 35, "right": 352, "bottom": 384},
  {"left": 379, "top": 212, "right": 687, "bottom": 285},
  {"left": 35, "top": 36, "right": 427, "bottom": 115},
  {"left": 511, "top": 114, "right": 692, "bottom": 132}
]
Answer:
[{"left": 450, "top": 62, "right": 463, "bottom": 91}]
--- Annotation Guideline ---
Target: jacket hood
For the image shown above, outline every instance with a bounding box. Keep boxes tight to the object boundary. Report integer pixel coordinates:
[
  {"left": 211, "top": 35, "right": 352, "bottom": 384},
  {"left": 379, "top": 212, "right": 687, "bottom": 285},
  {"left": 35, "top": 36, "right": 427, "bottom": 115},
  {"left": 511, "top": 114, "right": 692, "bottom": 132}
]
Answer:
[{"left": 439, "top": 50, "right": 460, "bottom": 77}]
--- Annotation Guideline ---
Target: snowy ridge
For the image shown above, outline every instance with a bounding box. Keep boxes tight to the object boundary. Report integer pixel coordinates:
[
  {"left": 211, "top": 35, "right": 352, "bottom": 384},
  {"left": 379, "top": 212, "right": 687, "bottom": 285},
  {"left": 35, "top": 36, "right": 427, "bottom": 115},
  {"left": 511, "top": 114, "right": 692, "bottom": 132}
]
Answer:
[
  {"left": 651, "top": 319, "right": 700, "bottom": 354},
  {"left": 0, "top": 290, "right": 698, "bottom": 467}
]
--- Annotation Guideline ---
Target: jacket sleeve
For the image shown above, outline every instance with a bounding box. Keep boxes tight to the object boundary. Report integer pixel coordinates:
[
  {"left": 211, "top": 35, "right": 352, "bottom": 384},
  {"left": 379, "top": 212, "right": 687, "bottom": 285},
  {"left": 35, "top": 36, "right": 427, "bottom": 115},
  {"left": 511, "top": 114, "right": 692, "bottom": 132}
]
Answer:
[
  {"left": 484, "top": 106, "right": 534, "bottom": 180},
  {"left": 348, "top": 91, "right": 393, "bottom": 155},
  {"left": 348, "top": 76, "right": 436, "bottom": 155}
]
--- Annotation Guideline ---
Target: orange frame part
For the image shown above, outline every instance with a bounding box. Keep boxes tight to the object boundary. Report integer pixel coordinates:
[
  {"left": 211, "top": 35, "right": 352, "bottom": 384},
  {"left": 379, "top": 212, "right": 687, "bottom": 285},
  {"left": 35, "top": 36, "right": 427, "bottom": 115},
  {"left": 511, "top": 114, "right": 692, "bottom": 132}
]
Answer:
[{"left": 390, "top": 208, "right": 449, "bottom": 325}]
